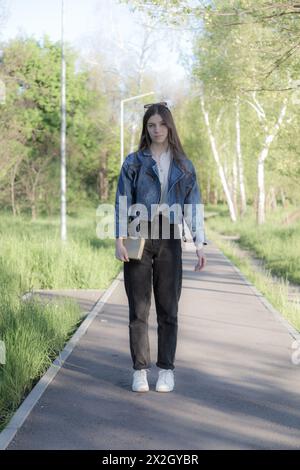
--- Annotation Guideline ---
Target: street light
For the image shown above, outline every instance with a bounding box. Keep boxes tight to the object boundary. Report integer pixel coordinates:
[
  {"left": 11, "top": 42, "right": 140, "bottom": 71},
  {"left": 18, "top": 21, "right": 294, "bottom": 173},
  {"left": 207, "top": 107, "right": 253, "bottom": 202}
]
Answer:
[
  {"left": 120, "top": 92, "right": 155, "bottom": 166},
  {"left": 60, "top": 0, "right": 67, "bottom": 242}
]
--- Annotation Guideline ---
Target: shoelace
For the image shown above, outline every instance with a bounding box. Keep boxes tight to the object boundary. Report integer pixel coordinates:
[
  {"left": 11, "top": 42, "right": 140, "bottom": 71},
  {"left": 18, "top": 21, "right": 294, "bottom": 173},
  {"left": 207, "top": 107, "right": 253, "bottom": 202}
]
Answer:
[{"left": 159, "top": 370, "right": 173, "bottom": 382}]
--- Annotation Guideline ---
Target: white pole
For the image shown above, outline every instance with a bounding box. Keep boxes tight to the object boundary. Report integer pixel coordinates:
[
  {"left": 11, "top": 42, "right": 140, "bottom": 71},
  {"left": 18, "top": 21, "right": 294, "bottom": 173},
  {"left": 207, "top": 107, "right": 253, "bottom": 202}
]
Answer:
[
  {"left": 120, "top": 92, "right": 155, "bottom": 166},
  {"left": 60, "top": 0, "right": 67, "bottom": 241},
  {"left": 120, "top": 100, "right": 124, "bottom": 167}
]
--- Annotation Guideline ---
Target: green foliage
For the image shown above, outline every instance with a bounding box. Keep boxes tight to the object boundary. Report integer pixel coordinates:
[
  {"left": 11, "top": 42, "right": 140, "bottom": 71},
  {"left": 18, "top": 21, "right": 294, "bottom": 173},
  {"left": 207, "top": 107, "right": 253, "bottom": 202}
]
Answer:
[
  {"left": 0, "top": 209, "right": 121, "bottom": 289},
  {"left": 0, "top": 35, "right": 116, "bottom": 217},
  {"left": 207, "top": 203, "right": 300, "bottom": 284},
  {"left": 122, "top": 0, "right": 300, "bottom": 209},
  {"left": 0, "top": 208, "right": 121, "bottom": 430}
]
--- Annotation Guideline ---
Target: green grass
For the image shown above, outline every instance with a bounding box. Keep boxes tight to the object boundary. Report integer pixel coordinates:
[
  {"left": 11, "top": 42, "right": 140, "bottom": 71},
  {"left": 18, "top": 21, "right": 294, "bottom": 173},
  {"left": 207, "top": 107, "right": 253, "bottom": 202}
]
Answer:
[
  {"left": 0, "top": 207, "right": 121, "bottom": 290},
  {"left": 0, "top": 286, "right": 82, "bottom": 429},
  {"left": 206, "top": 203, "right": 300, "bottom": 285},
  {"left": 206, "top": 204, "right": 300, "bottom": 332},
  {"left": 0, "top": 207, "right": 121, "bottom": 431}
]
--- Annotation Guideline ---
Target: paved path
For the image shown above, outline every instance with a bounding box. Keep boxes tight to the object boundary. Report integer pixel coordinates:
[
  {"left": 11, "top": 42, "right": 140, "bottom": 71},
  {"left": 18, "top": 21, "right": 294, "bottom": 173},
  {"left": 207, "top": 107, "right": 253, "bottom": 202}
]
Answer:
[
  {"left": 4, "top": 242, "right": 300, "bottom": 450},
  {"left": 27, "top": 289, "right": 105, "bottom": 317}
]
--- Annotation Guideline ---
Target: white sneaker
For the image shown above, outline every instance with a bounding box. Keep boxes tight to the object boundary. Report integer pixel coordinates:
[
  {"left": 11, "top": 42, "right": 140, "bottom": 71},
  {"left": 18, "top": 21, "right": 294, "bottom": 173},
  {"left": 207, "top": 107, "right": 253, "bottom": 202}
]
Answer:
[
  {"left": 155, "top": 369, "right": 174, "bottom": 392},
  {"left": 132, "top": 369, "right": 150, "bottom": 392}
]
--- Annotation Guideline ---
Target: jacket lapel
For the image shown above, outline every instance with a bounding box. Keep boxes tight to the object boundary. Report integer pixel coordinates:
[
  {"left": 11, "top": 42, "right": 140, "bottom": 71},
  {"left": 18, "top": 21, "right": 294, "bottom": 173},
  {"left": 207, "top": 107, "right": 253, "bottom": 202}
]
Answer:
[
  {"left": 140, "top": 147, "right": 185, "bottom": 192},
  {"left": 167, "top": 157, "right": 184, "bottom": 194}
]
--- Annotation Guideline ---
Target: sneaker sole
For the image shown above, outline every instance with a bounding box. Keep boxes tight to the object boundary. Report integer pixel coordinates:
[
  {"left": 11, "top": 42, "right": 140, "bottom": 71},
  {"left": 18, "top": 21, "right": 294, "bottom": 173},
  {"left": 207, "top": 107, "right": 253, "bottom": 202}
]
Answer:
[
  {"left": 132, "top": 386, "right": 149, "bottom": 392},
  {"left": 156, "top": 386, "right": 174, "bottom": 392}
]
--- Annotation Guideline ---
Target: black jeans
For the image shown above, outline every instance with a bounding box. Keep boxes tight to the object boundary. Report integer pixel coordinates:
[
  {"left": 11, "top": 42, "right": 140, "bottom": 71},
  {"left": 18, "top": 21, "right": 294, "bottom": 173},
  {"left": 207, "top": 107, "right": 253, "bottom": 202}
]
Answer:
[{"left": 123, "top": 215, "right": 182, "bottom": 371}]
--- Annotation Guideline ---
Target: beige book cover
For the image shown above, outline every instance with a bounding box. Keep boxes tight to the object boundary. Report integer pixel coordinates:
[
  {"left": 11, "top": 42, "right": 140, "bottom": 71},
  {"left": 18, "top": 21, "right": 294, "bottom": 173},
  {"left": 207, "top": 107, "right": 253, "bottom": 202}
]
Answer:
[{"left": 123, "top": 237, "right": 145, "bottom": 260}]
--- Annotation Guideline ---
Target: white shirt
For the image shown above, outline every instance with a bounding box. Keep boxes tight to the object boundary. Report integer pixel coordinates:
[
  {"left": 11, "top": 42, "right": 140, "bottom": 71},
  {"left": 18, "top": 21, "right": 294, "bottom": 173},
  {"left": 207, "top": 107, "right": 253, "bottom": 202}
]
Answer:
[
  {"left": 152, "top": 147, "right": 204, "bottom": 250},
  {"left": 151, "top": 146, "right": 172, "bottom": 210}
]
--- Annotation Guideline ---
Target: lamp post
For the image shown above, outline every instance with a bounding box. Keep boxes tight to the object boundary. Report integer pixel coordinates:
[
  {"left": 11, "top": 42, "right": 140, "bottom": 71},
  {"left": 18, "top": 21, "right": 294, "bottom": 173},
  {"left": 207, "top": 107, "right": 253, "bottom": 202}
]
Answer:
[
  {"left": 120, "top": 92, "right": 155, "bottom": 166},
  {"left": 60, "top": 0, "right": 67, "bottom": 241}
]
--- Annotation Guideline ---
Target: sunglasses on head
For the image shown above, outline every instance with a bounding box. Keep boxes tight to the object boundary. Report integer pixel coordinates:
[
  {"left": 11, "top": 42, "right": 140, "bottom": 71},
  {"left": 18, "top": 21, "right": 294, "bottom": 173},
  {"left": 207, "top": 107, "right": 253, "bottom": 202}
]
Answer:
[{"left": 144, "top": 101, "right": 169, "bottom": 110}]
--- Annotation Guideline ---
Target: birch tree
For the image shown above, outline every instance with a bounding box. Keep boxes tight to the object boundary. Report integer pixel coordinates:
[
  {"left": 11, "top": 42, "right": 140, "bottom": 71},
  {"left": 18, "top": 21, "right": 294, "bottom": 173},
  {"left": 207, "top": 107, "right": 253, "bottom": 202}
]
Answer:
[
  {"left": 235, "top": 95, "right": 247, "bottom": 216},
  {"left": 245, "top": 91, "right": 289, "bottom": 224},
  {"left": 124, "top": 0, "right": 300, "bottom": 220},
  {"left": 198, "top": 82, "right": 237, "bottom": 221}
]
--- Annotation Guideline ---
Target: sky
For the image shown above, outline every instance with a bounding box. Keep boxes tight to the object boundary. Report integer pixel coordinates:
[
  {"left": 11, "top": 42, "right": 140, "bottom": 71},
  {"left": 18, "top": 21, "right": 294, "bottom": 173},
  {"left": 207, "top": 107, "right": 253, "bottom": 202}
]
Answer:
[
  {"left": 1, "top": 0, "right": 107, "bottom": 43},
  {"left": 0, "top": 0, "right": 193, "bottom": 93}
]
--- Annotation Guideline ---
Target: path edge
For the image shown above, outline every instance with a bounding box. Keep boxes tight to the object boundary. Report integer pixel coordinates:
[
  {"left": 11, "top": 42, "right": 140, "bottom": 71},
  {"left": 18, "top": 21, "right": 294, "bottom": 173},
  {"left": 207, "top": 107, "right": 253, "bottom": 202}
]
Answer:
[
  {"left": 220, "top": 250, "right": 300, "bottom": 341},
  {"left": 0, "top": 270, "right": 123, "bottom": 450}
]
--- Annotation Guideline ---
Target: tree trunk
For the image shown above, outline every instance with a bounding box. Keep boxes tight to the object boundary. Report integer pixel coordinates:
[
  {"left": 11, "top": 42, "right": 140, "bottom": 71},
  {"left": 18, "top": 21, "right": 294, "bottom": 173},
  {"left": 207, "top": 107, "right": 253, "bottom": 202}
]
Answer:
[
  {"left": 98, "top": 150, "right": 109, "bottom": 200},
  {"left": 257, "top": 158, "right": 265, "bottom": 224},
  {"left": 235, "top": 95, "right": 247, "bottom": 216},
  {"left": 206, "top": 174, "right": 210, "bottom": 203},
  {"left": 256, "top": 98, "right": 288, "bottom": 224},
  {"left": 232, "top": 156, "right": 238, "bottom": 217},
  {"left": 31, "top": 201, "right": 36, "bottom": 220},
  {"left": 10, "top": 168, "right": 16, "bottom": 217},
  {"left": 267, "top": 186, "right": 277, "bottom": 211},
  {"left": 209, "top": 188, "right": 218, "bottom": 205},
  {"left": 280, "top": 188, "right": 287, "bottom": 208},
  {"left": 199, "top": 85, "right": 237, "bottom": 222}
]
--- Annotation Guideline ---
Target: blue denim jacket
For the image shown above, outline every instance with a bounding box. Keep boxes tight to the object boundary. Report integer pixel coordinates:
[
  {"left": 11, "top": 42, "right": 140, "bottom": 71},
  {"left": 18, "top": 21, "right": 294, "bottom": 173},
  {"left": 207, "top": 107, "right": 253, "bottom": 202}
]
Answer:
[{"left": 114, "top": 147, "right": 207, "bottom": 245}]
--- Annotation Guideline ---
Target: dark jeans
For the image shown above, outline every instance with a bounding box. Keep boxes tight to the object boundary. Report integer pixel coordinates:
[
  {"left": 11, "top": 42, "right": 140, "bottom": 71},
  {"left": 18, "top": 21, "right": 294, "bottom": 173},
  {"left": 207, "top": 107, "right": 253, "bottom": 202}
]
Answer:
[{"left": 123, "top": 215, "right": 182, "bottom": 371}]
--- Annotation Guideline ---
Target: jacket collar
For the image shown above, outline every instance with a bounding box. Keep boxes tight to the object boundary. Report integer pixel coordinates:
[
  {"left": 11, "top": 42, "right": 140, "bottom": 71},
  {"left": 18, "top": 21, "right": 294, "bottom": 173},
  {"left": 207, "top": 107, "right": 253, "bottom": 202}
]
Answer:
[{"left": 139, "top": 147, "right": 185, "bottom": 192}]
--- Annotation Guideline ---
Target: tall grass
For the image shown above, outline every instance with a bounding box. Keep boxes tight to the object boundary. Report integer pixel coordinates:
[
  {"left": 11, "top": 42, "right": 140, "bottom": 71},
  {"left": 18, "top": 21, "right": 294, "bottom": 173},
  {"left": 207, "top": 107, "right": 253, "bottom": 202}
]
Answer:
[
  {"left": 206, "top": 204, "right": 300, "bottom": 332},
  {"left": 0, "top": 208, "right": 121, "bottom": 431},
  {"left": 0, "top": 281, "right": 82, "bottom": 429},
  {"left": 206, "top": 204, "right": 300, "bottom": 284},
  {"left": 0, "top": 208, "right": 120, "bottom": 290}
]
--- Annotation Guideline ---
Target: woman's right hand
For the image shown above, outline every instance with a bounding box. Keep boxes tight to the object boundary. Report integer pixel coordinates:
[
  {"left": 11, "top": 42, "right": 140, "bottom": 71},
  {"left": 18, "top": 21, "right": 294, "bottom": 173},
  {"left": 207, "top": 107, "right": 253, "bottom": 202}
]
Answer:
[{"left": 115, "top": 239, "right": 130, "bottom": 262}]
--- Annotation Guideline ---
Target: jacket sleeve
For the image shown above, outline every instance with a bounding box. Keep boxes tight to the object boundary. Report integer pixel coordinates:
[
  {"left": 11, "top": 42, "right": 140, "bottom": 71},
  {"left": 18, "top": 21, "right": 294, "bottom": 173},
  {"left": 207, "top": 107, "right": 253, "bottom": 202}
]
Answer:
[
  {"left": 114, "top": 160, "right": 133, "bottom": 238},
  {"left": 183, "top": 163, "right": 208, "bottom": 247}
]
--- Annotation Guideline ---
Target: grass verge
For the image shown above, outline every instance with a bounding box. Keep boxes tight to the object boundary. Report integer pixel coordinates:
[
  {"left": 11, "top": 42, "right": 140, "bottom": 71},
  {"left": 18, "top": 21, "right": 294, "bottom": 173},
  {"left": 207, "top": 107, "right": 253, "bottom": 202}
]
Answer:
[
  {"left": 206, "top": 225, "right": 300, "bottom": 333},
  {"left": 0, "top": 208, "right": 121, "bottom": 432}
]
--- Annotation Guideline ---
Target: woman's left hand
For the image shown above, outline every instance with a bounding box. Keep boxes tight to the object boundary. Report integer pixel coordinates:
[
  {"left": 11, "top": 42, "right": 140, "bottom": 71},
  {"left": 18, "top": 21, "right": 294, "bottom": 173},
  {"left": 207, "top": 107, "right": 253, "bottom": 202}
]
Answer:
[{"left": 194, "top": 247, "right": 206, "bottom": 271}]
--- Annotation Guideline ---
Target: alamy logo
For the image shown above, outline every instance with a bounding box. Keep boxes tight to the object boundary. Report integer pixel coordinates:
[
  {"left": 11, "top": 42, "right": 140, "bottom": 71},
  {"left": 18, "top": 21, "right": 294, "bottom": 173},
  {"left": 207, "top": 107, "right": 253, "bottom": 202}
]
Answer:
[{"left": 96, "top": 199, "right": 205, "bottom": 241}]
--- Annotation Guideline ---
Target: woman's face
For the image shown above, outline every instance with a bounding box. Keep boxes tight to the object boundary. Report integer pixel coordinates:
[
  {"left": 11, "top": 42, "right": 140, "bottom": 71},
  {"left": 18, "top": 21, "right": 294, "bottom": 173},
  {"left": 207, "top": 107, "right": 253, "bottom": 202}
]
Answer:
[{"left": 146, "top": 113, "right": 168, "bottom": 145}]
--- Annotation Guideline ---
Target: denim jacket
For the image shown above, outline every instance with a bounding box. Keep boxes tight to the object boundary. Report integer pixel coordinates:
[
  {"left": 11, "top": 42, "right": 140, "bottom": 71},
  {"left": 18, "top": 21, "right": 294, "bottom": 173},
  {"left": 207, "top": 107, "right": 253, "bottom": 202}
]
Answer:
[{"left": 114, "top": 147, "right": 207, "bottom": 246}]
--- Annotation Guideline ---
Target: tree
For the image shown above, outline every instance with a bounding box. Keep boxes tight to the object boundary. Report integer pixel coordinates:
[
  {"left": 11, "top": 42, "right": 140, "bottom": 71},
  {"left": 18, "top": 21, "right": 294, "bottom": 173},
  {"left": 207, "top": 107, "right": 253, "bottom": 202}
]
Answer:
[
  {"left": 0, "top": 35, "right": 113, "bottom": 216},
  {"left": 124, "top": 0, "right": 299, "bottom": 223}
]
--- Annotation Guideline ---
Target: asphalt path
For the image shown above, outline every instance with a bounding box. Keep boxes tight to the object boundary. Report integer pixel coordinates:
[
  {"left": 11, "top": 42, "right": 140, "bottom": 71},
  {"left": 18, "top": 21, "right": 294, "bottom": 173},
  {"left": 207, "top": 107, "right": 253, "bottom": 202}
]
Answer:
[{"left": 4, "top": 242, "right": 300, "bottom": 450}]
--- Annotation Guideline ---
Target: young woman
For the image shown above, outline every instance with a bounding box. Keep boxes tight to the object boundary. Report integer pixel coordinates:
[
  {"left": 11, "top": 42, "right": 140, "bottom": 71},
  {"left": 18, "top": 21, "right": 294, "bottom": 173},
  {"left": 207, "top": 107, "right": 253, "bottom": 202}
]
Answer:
[{"left": 115, "top": 102, "right": 207, "bottom": 393}]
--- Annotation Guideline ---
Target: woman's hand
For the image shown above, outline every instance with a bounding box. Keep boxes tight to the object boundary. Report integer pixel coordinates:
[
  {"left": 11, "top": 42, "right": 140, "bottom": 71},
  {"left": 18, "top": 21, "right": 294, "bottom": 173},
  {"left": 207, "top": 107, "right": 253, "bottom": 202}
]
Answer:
[
  {"left": 115, "top": 239, "right": 130, "bottom": 262},
  {"left": 194, "top": 247, "right": 206, "bottom": 271}
]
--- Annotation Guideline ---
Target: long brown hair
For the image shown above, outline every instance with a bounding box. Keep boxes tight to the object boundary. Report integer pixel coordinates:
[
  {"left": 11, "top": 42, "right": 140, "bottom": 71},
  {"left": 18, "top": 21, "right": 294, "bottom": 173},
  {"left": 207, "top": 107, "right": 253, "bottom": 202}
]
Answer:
[{"left": 138, "top": 103, "right": 190, "bottom": 173}]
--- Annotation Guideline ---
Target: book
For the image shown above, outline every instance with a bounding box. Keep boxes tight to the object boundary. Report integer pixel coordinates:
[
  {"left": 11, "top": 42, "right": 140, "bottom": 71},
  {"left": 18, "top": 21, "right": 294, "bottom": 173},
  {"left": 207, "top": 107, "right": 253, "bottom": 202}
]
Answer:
[{"left": 123, "top": 237, "right": 145, "bottom": 260}]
